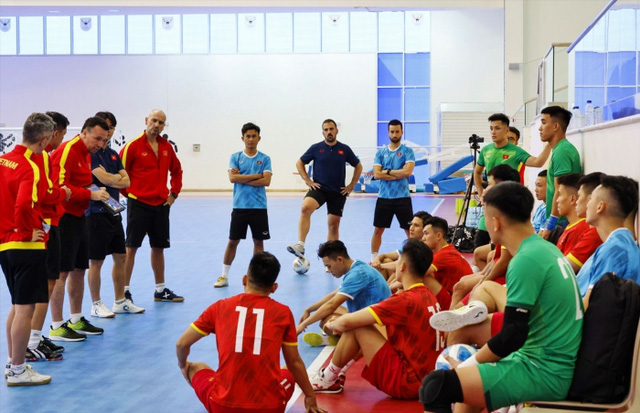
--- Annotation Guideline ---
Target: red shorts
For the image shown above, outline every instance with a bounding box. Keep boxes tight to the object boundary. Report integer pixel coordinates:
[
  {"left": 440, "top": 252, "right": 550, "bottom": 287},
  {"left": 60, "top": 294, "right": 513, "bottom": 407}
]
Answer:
[
  {"left": 191, "top": 368, "right": 294, "bottom": 413},
  {"left": 361, "top": 341, "right": 422, "bottom": 399},
  {"left": 436, "top": 288, "right": 452, "bottom": 311},
  {"left": 490, "top": 312, "right": 504, "bottom": 337}
]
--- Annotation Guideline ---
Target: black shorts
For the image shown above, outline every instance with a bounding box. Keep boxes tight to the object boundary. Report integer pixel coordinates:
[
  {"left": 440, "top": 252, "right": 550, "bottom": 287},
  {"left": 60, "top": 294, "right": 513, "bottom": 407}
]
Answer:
[
  {"left": 125, "top": 198, "right": 171, "bottom": 249},
  {"left": 45, "top": 225, "right": 61, "bottom": 280},
  {"left": 373, "top": 197, "right": 414, "bottom": 229},
  {"left": 305, "top": 189, "right": 347, "bottom": 217},
  {"left": 473, "top": 229, "right": 491, "bottom": 250},
  {"left": 229, "top": 209, "right": 270, "bottom": 241},
  {"left": 59, "top": 213, "right": 89, "bottom": 272},
  {"left": 88, "top": 213, "right": 126, "bottom": 260},
  {"left": 0, "top": 249, "right": 48, "bottom": 304}
]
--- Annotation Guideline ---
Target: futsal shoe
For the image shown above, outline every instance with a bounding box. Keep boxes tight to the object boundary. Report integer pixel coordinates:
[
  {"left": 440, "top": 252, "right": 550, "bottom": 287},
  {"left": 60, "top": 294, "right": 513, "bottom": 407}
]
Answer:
[
  {"left": 4, "top": 362, "right": 10, "bottom": 378},
  {"left": 303, "top": 332, "right": 339, "bottom": 347},
  {"left": 112, "top": 299, "right": 145, "bottom": 314},
  {"left": 67, "top": 317, "right": 104, "bottom": 335},
  {"left": 7, "top": 365, "right": 51, "bottom": 387},
  {"left": 49, "top": 323, "right": 86, "bottom": 342},
  {"left": 429, "top": 300, "right": 488, "bottom": 332},
  {"left": 154, "top": 287, "right": 185, "bottom": 302},
  {"left": 286, "top": 242, "right": 305, "bottom": 258},
  {"left": 91, "top": 301, "right": 116, "bottom": 318},
  {"left": 214, "top": 276, "right": 229, "bottom": 288},
  {"left": 41, "top": 336, "right": 64, "bottom": 353},
  {"left": 25, "top": 343, "right": 63, "bottom": 362},
  {"left": 310, "top": 368, "right": 343, "bottom": 393}
]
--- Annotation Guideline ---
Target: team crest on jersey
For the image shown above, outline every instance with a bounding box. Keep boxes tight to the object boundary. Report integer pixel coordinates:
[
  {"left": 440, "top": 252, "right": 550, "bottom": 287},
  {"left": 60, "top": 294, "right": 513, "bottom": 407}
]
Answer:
[
  {"left": 142, "top": 152, "right": 148, "bottom": 156},
  {"left": 163, "top": 150, "right": 168, "bottom": 156},
  {"left": 257, "top": 161, "right": 262, "bottom": 165},
  {"left": 111, "top": 155, "right": 117, "bottom": 161},
  {"left": 397, "top": 152, "right": 402, "bottom": 156},
  {"left": 319, "top": 149, "right": 325, "bottom": 153},
  {"left": 502, "top": 154, "right": 509, "bottom": 159},
  {"left": 338, "top": 150, "right": 344, "bottom": 155}
]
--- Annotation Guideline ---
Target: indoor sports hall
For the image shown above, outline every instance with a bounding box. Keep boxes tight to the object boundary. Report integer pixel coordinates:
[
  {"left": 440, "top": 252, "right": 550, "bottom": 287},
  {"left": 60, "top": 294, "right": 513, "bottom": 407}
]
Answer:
[{"left": 0, "top": 1, "right": 639, "bottom": 412}]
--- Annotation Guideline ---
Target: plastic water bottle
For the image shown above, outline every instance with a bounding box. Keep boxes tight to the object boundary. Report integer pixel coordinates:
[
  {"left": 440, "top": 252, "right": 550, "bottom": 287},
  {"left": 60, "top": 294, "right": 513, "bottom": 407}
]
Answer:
[
  {"left": 570, "top": 106, "right": 582, "bottom": 130},
  {"left": 584, "top": 100, "right": 594, "bottom": 127},
  {"left": 594, "top": 106, "right": 603, "bottom": 124}
]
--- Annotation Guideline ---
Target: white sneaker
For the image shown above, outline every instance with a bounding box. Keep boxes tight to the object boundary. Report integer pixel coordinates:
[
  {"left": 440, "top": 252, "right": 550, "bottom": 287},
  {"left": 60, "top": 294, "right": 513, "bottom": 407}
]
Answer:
[
  {"left": 286, "top": 242, "right": 305, "bottom": 258},
  {"left": 214, "top": 276, "right": 229, "bottom": 288},
  {"left": 429, "top": 300, "right": 488, "bottom": 332},
  {"left": 303, "top": 332, "right": 339, "bottom": 347},
  {"left": 4, "top": 361, "right": 9, "bottom": 379},
  {"left": 7, "top": 365, "right": 51, "bottom": 386},
  {"left": 112, "top": 299, "right": 145, "bottom": 314},
  {"left": 91, "top": 301, "right": 115, "bottom": 318}
]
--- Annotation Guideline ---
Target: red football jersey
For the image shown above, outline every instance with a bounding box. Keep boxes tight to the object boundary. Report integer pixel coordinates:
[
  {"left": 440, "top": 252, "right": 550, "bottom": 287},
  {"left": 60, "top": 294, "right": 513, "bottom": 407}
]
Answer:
[
  {"left": 560, "top": 223, "right": 602, "bottom": 269},
  {"left": 431, "top": 244, "right": 472, "bottom": 293},
  {"left": 368, "top": 284, "right": 444, "bottom": 394},
  {"left": 191, "top": 293, "right": 298, "bottom": 410}
]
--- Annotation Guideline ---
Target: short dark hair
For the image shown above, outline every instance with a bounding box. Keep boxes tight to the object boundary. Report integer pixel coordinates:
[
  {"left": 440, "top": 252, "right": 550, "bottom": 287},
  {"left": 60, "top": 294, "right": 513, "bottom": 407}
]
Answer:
[
  {"left": 45, "top": 111, "right": 69, "bottom": 131},
  {"left": 541, "top": 106, "right": 572, "bottom": 133},
  {"left": 578, "top": 172, "right": 604, "bottom": 196},
  {"left": 95, "top": 111, "right": 117, "bottom": 127},
  {"left": 242, "top": 122, "right": 260, "bottom": 135},
  {"left": 488, "top": 164, "right": 521, "bottom": 183},
  {"left": 247, "top": 251, "right": 281, "bottom": 288},
  {"left": 483, "top": 182, "right": 534, "bottom": 224},
  {"left": 400, "top": 239, "right": 433, "bottom": 277},
  {"left": 413, "top": 210, "right": 433, "bottom": 226},
  {"left": 388, "top": 119, "right": 403, "bottom": 130},
  {"left": 508, "top": 126, "right": 520, "bottom": 141},
  {"left": 81, "top": 116, "right": 109, "bottom": 133},
  {"left": 537, "top": 170, "right": 548, "bottom": 178},
  {"left": 557, "top": 173, "right": 584, "bottom": 192},
  {"left": 488, "top": 113, "right": 510, "bottom": 126},
  {"left": 23, "top": 113, "right": 55, "bottom": 144},
  {"left": 322, "top": 119, "right": 337, "bottom": 128},
  {"left": 425, "top": 217, "right": 448, "bottom": 236},
  {"left": 317, "top": 240, "right": 350, "bottom": 260},
  {"left": 599, "top": 175, "right": 639, "bottom": 219}
]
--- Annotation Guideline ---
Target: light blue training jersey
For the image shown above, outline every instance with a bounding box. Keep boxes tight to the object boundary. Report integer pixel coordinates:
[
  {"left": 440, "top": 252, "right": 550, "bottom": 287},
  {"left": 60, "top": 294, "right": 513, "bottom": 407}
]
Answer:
[
  {"left": 338, "top": 260, "right": 391, "bottom": 313},
  {"left": 229, "top": 150, "right": 272, "bottom": 209},
  {"left": 576, "top": 228, "right": 640, "bottom": 296},
  {"left": 374, "top": 144, "right": 415, "bottom": 199}
]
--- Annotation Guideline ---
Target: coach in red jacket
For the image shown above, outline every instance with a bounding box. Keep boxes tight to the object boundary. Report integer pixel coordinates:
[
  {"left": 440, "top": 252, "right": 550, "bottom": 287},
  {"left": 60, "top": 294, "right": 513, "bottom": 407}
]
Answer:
[{"left": 120, "top": 109, "right": 184, "bottom": 303}]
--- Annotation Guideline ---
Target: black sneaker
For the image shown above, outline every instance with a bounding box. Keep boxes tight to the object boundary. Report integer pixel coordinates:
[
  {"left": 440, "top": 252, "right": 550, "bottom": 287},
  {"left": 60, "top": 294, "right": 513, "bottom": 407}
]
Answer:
[
  {"left": 42, "top": 336, "right": 65, "bottom": 353},
  {"left": 125, "top": 290, "right": 133, "bottom": 303},
  {"left": 67, "top": 317, "right": 104, "bottom": 335},
  {"left": 26, "top": 342, "right": 63, "bottom": 362},
  {"left": 154, "top": 288, "right": 184, "bottom": 302}
]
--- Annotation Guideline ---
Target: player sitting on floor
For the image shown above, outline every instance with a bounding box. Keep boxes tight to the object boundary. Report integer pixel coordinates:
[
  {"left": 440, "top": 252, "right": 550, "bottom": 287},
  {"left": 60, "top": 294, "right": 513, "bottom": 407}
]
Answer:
[
  {"left": 316, "top": 239, "right": 443, "bottom": 399},
  {"left": 421, "top": 216, "right": 473, "bottom": 311},
  {"left": 297, "top": 240, "right": 390, "bottom": 348},
  {"left": 176, "top": 252, "right": 325, "bottom": 413},
  {"left": 371, "top": 210, "right": 432, "bottom": 283},
  {"left": 420, "top": 182, "right": 584, "bottom": 413}
]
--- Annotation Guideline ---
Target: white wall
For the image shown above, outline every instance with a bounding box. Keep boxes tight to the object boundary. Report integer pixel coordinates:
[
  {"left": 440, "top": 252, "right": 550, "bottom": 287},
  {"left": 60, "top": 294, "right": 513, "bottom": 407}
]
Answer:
[
  {"left": 430, "top": 8, "right": 505, "bottom": 146},
  {"left": 0, "top": 53, "right": 377, "bottom": 190}
]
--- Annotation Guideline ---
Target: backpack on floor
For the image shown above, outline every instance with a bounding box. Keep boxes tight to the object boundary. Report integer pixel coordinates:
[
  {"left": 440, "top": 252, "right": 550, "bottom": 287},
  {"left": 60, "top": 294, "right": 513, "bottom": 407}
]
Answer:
[
  {"left": 567, "top": 272, "right": 640, "bottom": 403},
  {"left": 447, "top": 225, "right": 476, "bottom": 253}
]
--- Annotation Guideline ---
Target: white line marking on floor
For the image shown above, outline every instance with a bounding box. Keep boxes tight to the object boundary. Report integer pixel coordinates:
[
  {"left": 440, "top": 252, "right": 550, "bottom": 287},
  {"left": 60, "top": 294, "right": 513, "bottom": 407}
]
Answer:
[
  {"left": 286, "top": 345, "right": 334, "bottom": 412},
  {"left": 430, "top": 198, "right": 445, "bottom": 215}
]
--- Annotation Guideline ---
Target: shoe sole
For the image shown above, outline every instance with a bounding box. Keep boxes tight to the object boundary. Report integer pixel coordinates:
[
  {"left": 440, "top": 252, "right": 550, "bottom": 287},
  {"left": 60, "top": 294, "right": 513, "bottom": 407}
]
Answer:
[
  {"left": 48, "top": 335, "right": 86, "bottom": 342},
  {"left": 312, "top": 386, "right": 343, "bottom": 394},
  {"left": 91, "top": 313, "right": 115, "bottom": 318},
  {"left": 7, "top": 377, "right": 52, "bottom": 387},
  {"left": 72, "top": 330, "right": 103, "bottom": 335},
  {"left": 286, "top": 245, "right": 305, "bottom": 258},
  {"left": 26, "top": 353, "right": 63, "bottom": 362},
  {"left": 112, "top": 309, "right": 145, "bottom": 314},
  {"left": 429, "top": 306, "right": 487, "bottom": 332},
  {"left": 303, "top": 332, "right": 339, "bottom": 347},
  {"left": 154, "top": 298, "right": 185, "bottom": 302},
  {"left": 213, "top": 283, "right": 228, "bottom": 288}
]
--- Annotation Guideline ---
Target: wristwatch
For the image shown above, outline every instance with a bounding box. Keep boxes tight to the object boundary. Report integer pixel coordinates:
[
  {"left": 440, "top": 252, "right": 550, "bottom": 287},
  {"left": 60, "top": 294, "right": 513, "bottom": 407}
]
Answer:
[
  {"left": 386, "top": 169, "right": 391, "bottom": 175},
  {"left": 170, "top": 192, "right": 179, "bottom": 199}
]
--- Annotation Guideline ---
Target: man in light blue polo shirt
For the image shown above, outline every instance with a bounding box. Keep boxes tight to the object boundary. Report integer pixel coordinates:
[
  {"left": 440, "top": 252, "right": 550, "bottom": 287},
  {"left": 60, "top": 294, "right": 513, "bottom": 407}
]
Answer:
[
  {"left": 370, "top": 119, "right": 415, "bottom": 262},
  {"left": 576, "top": 175, "right": 640, "bottom": 305}
]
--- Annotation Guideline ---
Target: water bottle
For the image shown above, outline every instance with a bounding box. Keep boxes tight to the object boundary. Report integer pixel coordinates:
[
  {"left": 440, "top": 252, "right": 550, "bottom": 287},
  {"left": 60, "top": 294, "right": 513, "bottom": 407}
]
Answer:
[
  {"left": 584, "top": 100, "right": 594, "bottom": 127},
  {"left": 570, "top": 106, "right": 582, "bottom": 130},
  {"left": 594, "top": 106, "right": 603, "bottom": 124}
]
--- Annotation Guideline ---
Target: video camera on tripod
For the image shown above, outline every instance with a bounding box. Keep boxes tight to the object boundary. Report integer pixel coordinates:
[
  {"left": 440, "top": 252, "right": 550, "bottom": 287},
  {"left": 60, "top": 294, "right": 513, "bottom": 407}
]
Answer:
[{"left": 468, "top": 134, "right": 484, "bottom": 149}]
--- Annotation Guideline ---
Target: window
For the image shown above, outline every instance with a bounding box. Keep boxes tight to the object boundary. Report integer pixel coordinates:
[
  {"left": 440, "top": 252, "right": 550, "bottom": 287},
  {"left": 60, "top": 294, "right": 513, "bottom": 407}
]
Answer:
[
  {"left": 74, "top": 16, "right": 98, "bottom": 54},
  {"left": 266, "top": 13, "right": 292, "bottom": 53},
  {"left": 128, "top": 15, "right": 153, "bottom": 54},
  {"left": 100, "top": 15, "right": 125, "bottom": 54},
  {"left": 0, "top": 17, "right": 17, "bottom": 55},
  {"left": 155, "top": 14, "right": 181, "bottom": 54},
  {"left": 19, "top": 16, "right": 44, "bottom": 55},
  {"left": 293, "top": 13, "right": 320, "bottom": 53},
  {"left": 237, "top": 13, "right": 264, "bottom": 54},
  {"left": 210, "top": 14, "right": 236, "bottom": 54},
  {"left": 182, "top": 14, "right": 209, "bottom": 54}
]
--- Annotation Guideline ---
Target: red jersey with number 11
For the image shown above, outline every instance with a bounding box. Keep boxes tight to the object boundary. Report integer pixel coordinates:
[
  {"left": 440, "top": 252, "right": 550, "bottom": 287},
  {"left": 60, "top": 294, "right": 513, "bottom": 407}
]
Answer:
[{"left": 191, "top": 293, "right": 298, "bottom": 410}]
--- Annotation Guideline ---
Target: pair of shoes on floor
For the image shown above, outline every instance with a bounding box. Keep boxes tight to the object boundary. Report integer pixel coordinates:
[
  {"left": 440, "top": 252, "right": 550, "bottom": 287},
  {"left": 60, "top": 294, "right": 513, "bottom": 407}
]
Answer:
[
  {"left": 310, "top": 368, "right": 345, "bottom": 394},
  {"left": 25, "top": 340, "right": 63, "bottom": 362},
  {"left": 7, "top": 365, "right": 51, "bottom": 386},
  {"left": 49, "top": 317, "right": 104, "bottom": 342},
  {"left": 303, "top": 332, "right": 339, "bottom": 347},
  {"left": 429, "top": 301, "right": 488, "bottom": 332}
]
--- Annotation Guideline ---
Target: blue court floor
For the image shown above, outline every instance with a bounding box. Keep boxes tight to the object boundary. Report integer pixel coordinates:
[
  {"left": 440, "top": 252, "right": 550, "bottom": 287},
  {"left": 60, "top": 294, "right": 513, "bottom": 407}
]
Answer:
[{"left": 0, "top": 192, "right": 453, "bottom": 412}]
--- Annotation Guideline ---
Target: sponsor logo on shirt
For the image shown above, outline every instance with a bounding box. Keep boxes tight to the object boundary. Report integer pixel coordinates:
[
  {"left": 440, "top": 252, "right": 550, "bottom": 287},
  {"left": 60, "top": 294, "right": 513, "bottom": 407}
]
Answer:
[
  {"left": 111, "top": 155, "right": 117, "bottom": 161},
  {"left": 338, "top": 150, "right": 344, "bottom": 155},
  {"left": 502, "top": 154, "right": 509, "bottom": 159}
]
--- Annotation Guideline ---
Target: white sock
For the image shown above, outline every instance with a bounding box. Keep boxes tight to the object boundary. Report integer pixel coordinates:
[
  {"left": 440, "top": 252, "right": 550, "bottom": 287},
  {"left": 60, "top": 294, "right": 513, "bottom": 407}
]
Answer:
[
  {"left": 6, "top": 356, "right": 12, "bottom": 365},
  {"left": 115, "top": 298, "right": 126, "bottom": 305},
  {"left": 51, "top": 320, "right": 64, "bottom": 330},
  {"left": 93, "top": 300, "right": 102, "bottom": 306},
  {"left": 341, "top": 359, "right": 355, "bottom": 374},
  {"left": 155, "top": 283, "right": 166, "bottom": 293},
  {"left": 471, "top": 265, "right": 481, "bottom": 273},
  {"left": 371, "top": 252, "right": 378, "bottom": 262},
  {"left": 70, "top": 313, "right": 82, "bottom": 324},
  {"left": 222, "top": 264, "right": 231, "bottom": 277},
  {"left": 10, "top": 363, "right": 26, "bottom": 375},
  {"left": 28, "top": 330, "right": 42, "bottom": 350},
  {"left": 124, "top": 286, "right": 130, "bottom": 292},
  {"left": 298, "top": 241, "right": 305, "bottom": 247},
  {"left": 324, "top": 362, "right": 341, "bottom": 382}
]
